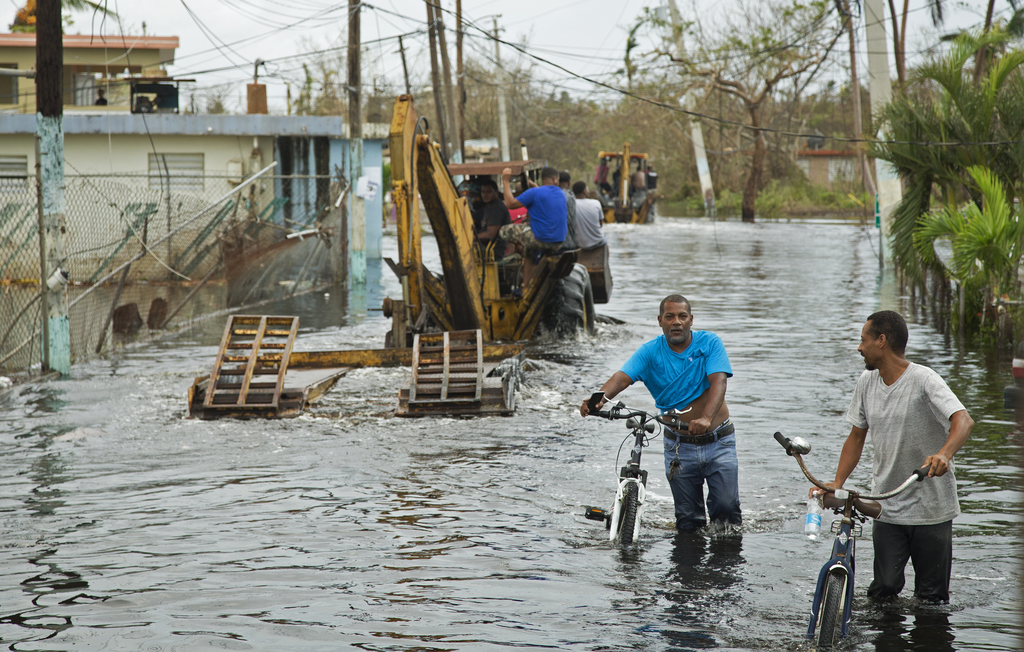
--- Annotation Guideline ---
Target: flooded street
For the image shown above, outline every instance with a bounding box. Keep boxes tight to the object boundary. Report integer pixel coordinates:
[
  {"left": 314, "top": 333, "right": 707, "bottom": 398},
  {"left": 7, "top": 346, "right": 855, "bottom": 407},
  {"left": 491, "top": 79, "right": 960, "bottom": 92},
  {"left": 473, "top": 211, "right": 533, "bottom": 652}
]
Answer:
[{"left": 1, "top": 218, "right": 1019, "bottom": 651}]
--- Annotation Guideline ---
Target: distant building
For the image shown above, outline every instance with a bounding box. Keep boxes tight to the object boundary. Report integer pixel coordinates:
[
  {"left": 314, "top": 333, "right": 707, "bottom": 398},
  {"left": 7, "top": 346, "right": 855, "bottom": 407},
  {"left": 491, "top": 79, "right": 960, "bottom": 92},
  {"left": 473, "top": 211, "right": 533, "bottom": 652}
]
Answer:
[
  {"left": 464, "top": 137, "right": 500, "bottom": 162},
  {"left": 0, "top": 32, "right": 178, "bottom": 113},
  {"left": 795, "top": 150, "right": 861, "bottom": 189}
]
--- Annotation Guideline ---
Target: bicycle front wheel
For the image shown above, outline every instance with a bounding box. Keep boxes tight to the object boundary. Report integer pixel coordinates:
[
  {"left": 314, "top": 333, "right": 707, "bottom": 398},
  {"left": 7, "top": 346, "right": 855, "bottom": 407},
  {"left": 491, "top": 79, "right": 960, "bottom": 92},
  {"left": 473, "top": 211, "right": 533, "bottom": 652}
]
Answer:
[
  {"left": 817, "top": 568, "right": 847, "bottom": 648},
  {"left": 619, "top": 482, "right": 640, "bottom": 545}
]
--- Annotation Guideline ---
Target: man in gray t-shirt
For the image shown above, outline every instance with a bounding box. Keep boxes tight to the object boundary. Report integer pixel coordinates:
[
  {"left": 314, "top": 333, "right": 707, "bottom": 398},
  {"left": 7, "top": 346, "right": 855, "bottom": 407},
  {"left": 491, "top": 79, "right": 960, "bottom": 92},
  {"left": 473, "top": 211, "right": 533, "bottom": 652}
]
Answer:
[
  {"left": 821, "top": 310, "right": 973, "bottom": 603},
  {"left": 572, "top": 181, "right": 607, "bottom": 250}
]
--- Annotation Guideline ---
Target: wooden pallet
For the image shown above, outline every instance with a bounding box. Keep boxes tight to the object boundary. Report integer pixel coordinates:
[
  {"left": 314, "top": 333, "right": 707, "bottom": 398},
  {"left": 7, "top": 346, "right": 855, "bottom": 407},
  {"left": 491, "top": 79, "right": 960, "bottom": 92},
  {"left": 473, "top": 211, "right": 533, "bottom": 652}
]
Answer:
[
  {"left": 397, "top": 329, "right": 519, "bottom": 417},
  {"left": 202, "top": 315, "right": 299, "bottom": 412},
  {"left": 408, "top": 329, "right": 483, "bottom": 407}
]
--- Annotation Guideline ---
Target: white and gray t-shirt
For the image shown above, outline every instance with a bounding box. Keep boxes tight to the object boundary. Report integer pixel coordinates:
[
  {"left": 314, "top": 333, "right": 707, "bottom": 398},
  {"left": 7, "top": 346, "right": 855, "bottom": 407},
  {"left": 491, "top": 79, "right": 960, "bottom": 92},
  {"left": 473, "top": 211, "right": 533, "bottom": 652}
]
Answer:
[
  {"left": 845, "top": 362, "right": 965, "bottom": 525},
  {"left": 573, "top": 198, "right": 607, "bottom": 250}
]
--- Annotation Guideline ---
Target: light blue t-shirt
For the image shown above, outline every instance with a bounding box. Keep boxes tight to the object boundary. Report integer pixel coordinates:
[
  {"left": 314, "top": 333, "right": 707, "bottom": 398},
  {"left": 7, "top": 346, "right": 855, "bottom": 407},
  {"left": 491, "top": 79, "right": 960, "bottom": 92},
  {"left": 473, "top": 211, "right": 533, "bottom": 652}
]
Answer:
[
  {"left": 620, "top": 331, "right": 733, "bottom": 412},
  {"left": 517, "top": 185, "right": 568, "bottom": 243}
]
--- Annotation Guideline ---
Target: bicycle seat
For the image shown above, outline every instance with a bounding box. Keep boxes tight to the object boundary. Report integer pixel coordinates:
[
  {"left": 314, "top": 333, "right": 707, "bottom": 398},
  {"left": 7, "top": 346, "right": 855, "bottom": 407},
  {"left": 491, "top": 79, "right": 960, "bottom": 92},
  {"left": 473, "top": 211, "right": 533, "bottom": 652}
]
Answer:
[{"left": 822, "top": 492, "right": 882, "bottom": 519}]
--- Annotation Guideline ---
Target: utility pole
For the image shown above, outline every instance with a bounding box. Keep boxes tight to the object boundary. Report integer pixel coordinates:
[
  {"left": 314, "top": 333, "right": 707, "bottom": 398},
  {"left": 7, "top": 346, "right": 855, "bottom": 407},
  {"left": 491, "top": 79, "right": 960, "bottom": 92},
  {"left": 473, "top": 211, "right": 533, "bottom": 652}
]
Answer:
[
  {"left": 398, "top": 35, "right": 411, "bottom": 95},
  {"left": 667, "top": 0, "right": 715, "bottom": 216},
  {"left": 433, "top": 1, "right": 460, "bottom": 160},
  {"left": 348, "top": 0, "right": 366, "bottom": 283},
  {"left": 456, "top": 0, "right": 465, "bottom": 161},
  {"left": 36, "top": 0, "right": 70, "bottom": 375},
  {"left": 863, "top": 0, "right": 901, "bottom": 269},
  {"left": 425, "top": 0, "right": 449, "bottom": 159},
  {"left": 843, "top": 0, "right": 876, "bottom": 201},
  {"left": 493, "top": 16, "right": 510, "bottom": 162}
]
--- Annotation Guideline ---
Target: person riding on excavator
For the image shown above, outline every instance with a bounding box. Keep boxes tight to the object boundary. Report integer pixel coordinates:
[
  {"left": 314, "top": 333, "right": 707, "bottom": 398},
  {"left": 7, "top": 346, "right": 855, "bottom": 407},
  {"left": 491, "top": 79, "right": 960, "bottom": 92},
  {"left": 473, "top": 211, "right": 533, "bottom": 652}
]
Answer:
[{"left": 499, "top": 166, "right": 568, "bottom": 287}]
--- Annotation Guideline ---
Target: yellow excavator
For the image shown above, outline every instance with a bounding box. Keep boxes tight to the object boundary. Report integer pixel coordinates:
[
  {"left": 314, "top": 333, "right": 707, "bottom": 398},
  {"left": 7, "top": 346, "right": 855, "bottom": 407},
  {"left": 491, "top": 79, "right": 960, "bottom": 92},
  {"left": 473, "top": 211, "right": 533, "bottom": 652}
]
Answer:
[
  {"left": 382, "top": 95, "right": 596, "bottom": 346},
  {"left": 594, "top": 143, "right": 657, "bottom": 224}
]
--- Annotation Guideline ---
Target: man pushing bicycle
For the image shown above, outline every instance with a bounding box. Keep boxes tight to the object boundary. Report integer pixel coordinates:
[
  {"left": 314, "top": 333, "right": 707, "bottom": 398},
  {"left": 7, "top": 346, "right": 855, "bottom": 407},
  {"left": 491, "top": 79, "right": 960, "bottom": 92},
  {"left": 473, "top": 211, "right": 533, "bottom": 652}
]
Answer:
[
  {"left": 581, "top": 294, "right": 741, "bottom": 532},
  {"left": 817, "top": 310, "right": 973, "bottom": 603}
]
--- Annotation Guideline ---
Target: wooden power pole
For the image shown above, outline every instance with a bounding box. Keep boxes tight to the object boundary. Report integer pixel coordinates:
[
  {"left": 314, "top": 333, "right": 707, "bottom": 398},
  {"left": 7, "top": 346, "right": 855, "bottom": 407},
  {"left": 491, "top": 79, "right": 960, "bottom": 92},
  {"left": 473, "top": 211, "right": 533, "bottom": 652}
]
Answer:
[
  {"left": 36, "top": 0, "right": 70, "bottom": 374},
  {"left": 493, "top": 17, "right": 510, "bottom": 161},
  {"left": 432, "top": 1, "right": 460, "bottom": 160},
  {"left": 456, "top": 0, "right": 465, "bottom": 161},
  {"left": 425, "top": 0, "right": 449, "bottom": 159},
  {"left": 348, "top": 0, "right": 365, "bottom": 283}
]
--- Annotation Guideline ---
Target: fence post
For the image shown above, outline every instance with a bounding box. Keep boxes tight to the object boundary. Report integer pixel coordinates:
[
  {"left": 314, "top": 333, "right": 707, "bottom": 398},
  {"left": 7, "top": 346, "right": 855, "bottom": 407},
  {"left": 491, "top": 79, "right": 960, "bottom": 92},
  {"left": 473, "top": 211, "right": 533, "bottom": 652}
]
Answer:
[{"left": 34, "top": 135, "right": 48, "bottom": 371}]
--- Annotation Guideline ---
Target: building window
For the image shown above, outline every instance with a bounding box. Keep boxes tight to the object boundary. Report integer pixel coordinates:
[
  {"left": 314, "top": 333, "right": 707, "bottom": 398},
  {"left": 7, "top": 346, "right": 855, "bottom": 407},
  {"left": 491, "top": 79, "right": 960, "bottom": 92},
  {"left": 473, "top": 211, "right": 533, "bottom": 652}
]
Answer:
[
  {"left": 73, "top": 72, "right": 102, "bottom": 106},
  {"left": 148, "top": 153, "right": 204, "bottom": 192},
  {"left": 0, "top": 155, "right": 28, "bottom": 190},
  {"left": 0, "top": 64, "right": 17, "bottom": 105}
]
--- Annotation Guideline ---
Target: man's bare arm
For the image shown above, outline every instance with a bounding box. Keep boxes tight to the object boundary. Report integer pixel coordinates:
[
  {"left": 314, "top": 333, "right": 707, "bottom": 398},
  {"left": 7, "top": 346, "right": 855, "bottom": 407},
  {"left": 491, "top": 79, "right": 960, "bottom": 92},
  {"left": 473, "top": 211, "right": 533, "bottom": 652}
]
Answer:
[
  {"left": 502, "top": 169, "right": 524, "bottom": 209},
  {"left": 923, "top": 409, "right": 973, "bottom": 477},
  {"left": 580, "top": 371, "right": 632, "bottom": 417},
  {"left": 477, "top": 223, "right": 501, "bottom": 241}
]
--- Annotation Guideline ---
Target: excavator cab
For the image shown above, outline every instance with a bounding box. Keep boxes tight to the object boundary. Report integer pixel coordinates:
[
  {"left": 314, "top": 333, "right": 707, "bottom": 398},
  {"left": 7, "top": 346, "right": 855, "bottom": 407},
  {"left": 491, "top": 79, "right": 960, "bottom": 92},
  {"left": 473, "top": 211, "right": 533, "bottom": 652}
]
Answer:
[
  {"left": 594, "top": 143, "right": 657, "bottom": 224},
  {"left": 383, "top": 95, "right": 597, "bottom": 348}
]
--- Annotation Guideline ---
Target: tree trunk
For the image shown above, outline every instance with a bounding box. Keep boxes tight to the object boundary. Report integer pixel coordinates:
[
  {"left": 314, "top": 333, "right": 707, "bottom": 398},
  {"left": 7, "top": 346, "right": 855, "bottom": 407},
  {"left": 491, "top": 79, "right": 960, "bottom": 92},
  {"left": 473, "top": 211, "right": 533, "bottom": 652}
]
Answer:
[
  {"left": 973, "top": 0, "right": 997, "bottom": 82},
  {"left": 742, "top": 103, "right": 764, "bottom": 222},
  {"left": 887, "top": 0, "right": 905, "bottom": 87}
]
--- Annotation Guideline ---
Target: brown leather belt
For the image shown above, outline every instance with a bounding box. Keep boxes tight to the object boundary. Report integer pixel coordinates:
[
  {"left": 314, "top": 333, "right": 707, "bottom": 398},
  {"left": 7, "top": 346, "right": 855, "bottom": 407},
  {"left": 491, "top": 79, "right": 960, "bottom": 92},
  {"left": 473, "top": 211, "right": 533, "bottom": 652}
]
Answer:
[{"left": 664, "top": 421, "right": 735, "bottom": 445}]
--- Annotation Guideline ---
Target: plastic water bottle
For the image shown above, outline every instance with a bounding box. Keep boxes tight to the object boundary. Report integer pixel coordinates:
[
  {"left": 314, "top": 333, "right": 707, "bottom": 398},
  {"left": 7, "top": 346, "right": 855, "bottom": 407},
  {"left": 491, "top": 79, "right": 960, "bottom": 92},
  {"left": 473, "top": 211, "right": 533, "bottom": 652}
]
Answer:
[{"left": 804, "top": 496, "right": 823, "bottom": 538}]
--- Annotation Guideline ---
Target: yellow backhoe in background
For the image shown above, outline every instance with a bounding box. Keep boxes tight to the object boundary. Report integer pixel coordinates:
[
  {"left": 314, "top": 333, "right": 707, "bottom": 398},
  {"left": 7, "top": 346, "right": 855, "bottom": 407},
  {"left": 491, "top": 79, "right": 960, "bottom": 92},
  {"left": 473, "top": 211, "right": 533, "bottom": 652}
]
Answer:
[
  {"left": 594, "top": 143, "right": 657, "bottom": 224},
  {"left": 383, "top": 95, "right": 596, "bottom": 347}
]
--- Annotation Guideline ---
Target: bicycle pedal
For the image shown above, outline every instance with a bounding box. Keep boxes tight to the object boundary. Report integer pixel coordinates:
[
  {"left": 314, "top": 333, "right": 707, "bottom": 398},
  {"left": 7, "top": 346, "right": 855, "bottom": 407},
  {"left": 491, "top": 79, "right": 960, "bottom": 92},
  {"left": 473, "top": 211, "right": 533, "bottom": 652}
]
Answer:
[{"left": 584, "top": 506, "right": 607, "bottom": 522}]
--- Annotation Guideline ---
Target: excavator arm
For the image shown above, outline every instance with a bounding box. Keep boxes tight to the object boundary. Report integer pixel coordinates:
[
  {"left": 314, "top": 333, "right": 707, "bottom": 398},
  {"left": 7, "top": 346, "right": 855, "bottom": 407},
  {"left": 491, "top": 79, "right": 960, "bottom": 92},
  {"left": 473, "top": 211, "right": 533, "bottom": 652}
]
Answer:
[{"left": 389, "top": 95, "right": 485, "bottom": 333}]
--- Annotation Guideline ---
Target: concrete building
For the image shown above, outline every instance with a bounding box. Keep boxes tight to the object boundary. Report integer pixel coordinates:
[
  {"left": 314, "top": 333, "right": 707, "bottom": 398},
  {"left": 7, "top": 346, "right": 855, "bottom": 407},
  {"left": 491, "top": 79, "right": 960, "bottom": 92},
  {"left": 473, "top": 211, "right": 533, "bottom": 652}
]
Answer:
[{"left": 0, "top": 32, "right": 384, "bottom": 270}]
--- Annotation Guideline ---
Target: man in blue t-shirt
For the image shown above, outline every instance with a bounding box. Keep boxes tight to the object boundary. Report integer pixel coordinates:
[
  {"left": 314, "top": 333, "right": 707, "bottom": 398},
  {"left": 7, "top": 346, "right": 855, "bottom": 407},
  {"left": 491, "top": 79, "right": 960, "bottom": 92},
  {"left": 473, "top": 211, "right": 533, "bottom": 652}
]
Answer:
[
  {"left": 580, "top": 294, "right": 741, "bottom": 531},
  {"left": 500, "top": 166, "right": 567, "bottom": 286}
]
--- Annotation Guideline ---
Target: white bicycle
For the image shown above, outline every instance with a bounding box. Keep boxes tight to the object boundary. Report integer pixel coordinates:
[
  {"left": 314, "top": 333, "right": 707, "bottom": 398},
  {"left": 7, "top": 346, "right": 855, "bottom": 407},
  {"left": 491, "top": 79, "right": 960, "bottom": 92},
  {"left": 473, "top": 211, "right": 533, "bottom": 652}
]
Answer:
[{"left": 584, "top": 396, "right": 688, "bottom": 545}]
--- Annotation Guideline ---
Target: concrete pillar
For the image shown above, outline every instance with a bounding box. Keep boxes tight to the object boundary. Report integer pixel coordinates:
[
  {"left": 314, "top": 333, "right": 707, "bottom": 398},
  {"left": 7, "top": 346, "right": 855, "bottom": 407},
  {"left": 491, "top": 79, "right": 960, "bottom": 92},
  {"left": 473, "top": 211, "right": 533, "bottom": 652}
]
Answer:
[{"left": 864, "top": 0, "right": 902, "bottom": 267}]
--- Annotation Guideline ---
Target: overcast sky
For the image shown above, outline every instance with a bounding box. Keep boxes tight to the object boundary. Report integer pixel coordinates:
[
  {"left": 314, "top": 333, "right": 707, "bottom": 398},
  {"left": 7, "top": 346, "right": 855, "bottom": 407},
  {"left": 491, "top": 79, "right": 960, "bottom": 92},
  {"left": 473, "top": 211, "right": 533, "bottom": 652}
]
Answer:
[{"left": 1, "top": 0, "right": 997, "bottom": 113}]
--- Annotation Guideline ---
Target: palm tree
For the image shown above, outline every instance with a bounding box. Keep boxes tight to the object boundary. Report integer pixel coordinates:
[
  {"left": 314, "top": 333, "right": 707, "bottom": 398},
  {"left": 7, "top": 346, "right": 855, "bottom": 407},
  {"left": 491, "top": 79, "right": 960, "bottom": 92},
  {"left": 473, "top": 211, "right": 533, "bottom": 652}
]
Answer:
[
  {"left": 915, "top": 166, "right": 1024, "bottom": 302},
  {"left": 872, "top": 29, "right": 1024, "bottom": 286}
]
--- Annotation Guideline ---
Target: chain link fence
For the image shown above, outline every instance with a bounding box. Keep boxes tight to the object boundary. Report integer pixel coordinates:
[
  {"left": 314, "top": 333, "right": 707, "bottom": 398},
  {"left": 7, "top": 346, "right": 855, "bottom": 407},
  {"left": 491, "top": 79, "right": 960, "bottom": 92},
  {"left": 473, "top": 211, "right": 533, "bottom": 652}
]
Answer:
[{"left": 1, "top": 172, "right": 345, "bottom": 377}]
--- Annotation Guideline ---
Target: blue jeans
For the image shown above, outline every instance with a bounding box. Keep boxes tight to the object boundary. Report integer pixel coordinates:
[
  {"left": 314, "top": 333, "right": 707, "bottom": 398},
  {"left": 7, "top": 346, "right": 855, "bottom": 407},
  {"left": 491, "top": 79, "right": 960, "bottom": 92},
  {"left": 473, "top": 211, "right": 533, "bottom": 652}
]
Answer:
[{"left": 663, "top": 431, "right": 742, "bottom": 531}]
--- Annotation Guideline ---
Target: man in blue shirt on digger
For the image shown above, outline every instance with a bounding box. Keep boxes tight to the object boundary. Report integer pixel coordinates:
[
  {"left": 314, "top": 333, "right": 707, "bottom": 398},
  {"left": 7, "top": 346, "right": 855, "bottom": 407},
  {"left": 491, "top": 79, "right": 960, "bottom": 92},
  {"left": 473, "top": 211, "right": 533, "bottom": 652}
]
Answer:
[{"left": 581, "top": 294, "right": 741, "bottom": 532}]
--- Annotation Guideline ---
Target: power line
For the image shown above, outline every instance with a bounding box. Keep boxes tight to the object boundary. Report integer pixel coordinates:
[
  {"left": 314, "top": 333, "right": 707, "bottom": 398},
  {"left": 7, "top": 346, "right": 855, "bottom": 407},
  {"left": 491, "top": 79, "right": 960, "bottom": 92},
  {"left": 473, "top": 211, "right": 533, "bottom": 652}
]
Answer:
[{"left": 423, "top": 1, "right": 1024, "bottom": 148}]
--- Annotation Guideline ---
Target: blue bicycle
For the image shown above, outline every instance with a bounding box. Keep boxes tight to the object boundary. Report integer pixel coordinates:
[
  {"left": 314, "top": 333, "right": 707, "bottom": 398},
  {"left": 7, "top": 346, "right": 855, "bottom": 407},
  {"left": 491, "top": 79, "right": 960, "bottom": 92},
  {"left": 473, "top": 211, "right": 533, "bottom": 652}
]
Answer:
[{"left": 774, "top": 432, "right": 927, "bottom": 648}]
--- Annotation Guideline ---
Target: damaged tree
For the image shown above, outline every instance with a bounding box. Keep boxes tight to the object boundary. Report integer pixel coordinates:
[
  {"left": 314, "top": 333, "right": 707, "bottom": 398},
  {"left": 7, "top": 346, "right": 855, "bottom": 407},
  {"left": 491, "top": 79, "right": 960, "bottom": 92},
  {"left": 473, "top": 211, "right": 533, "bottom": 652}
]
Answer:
[{"left": 661, "top": 0, "right": 835, "bottom": 221}]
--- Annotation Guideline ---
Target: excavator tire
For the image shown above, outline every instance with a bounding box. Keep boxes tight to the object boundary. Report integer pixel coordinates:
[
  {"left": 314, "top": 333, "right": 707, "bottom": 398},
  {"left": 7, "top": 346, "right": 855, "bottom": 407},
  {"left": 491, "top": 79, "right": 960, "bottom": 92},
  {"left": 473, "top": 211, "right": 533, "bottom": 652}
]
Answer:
[{"left": 541, "top": 263, "right": 596, "bottom": 337}]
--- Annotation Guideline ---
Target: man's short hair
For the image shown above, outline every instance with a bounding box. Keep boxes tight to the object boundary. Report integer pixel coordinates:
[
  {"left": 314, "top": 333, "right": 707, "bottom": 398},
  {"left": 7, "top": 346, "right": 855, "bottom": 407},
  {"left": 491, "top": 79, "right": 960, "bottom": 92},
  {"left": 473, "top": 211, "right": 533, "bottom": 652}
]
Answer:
[
  {"left": 866, "top": 310, "right": 908, "bottom": 354},
  {"left": 660, "top": 294, "right": 691, "bottom": 315},
  {"left": 541, "top": 167, "right": 559, "bottom": 181},
  {"left": 572, "top": 180, "right": 587, "bottom": 195},
  {"left": 479, "top": 178, "right": 498, "bottom": 191},
  {"left": 558, "top": 170, "right": 571, "bottom": 184}
]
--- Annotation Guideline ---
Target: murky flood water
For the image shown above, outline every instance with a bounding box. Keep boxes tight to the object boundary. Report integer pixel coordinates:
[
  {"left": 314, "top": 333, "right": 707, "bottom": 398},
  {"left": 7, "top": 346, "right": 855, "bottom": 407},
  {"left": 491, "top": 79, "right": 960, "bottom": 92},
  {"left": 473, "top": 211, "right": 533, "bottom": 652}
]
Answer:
[{"left": 1, "top": 218, "right": 1019, "bottom": 651}]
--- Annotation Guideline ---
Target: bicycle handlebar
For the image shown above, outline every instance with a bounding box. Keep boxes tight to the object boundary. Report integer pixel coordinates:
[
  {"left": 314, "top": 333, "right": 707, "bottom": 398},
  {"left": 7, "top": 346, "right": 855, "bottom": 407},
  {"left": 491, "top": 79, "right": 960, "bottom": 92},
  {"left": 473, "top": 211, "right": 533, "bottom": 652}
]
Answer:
[
  {"left": 593, "top": 402, "right": 687, "bottom": 432},
  {"left": 774, "top": 431, "right": 928, "bottom": 502}
]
